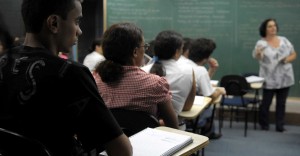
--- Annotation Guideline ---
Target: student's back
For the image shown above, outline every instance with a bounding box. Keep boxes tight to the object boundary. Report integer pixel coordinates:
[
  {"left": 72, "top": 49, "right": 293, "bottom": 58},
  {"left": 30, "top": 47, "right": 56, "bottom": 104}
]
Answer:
[
  {"left": 93, "top": 23, "right": 179, "bottom": 129},
  {"left": 0, "top": 46, "right": 121, "bottom": 155},
  {"left": 142, "top": 31, "right": 195, "bottom": 129},
  {"left": 0, "top": 0, "right": 132, "bottom": 155}
]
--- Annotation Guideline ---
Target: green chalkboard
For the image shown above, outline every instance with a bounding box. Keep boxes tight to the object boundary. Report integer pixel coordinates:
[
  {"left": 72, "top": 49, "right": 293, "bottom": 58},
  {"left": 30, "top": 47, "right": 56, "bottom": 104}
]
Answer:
[{"left": 105, "top": 0, "right": 300, "bottom": 97}]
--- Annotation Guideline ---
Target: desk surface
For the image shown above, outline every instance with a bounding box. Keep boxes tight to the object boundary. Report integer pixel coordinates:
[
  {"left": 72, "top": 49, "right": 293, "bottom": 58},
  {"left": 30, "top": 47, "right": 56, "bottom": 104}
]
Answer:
[
  {"left": 179, "top": 96, "right": 212, "bottom": 120},
  {"left": 250, "top": 82, "right": 263, "bottom": 89},
  {"left": 156, "top": 126, "right": 209, "bottom": 156}
]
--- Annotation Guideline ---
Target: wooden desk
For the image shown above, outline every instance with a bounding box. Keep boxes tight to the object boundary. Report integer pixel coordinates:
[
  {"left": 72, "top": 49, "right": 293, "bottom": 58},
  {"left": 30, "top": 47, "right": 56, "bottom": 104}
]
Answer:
[
  {"left": 179, "top": 96, "right": 212, "bottom": 119},
  {"left": 179, "top": 96, "right": 211, "bottom": 134},
  {"left": 156, "top": 126, "right": 209, "bottom": 156}
]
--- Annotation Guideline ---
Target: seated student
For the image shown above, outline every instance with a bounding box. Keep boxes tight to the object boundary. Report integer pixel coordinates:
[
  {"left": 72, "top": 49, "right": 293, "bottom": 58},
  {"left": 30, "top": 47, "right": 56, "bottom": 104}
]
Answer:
[
  {"left": 83, "top": 38, "right": 105, "bottom": 72},
  {"left": 142, "top": 30, "right": 196, "bottom": 130},
  {"left": 93, "top": 23, "right": 179, "bottom": 129},
  {"left": 178, "top": 38, "right": 226, "bottom": 139},
  {"left": 145, "top": 40, "right": 155, "bottom": 58},
  {"left": 0, "top": 0, "right": 132, "bottom": 156},
  {"left": 143, "top": 40, "right": 155, "bottom": 65},
  {"left": 178, "top": 37, "right": 194, "bottom": 65}
]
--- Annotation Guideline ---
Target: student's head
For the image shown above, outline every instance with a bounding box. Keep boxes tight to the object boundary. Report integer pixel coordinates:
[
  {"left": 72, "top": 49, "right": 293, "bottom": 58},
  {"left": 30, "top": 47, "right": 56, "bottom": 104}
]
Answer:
[
  {"left": 259, "top": 18, "right": 278, "bottom": 37},
  {"left": 189, "top": 38, "right": 216, "bottom": 63},
  {"left": 21, "top": 0, "right": 83, "bottom": 53},
  {"left": 149, "top": 30, "right": 183, "bottom": 77},
  {"left": 0, "top": 13, "right": 14, "bottom": 54},
  {"left": 96, "top": 22, "right": 144, "bottom": 83},
  {"left": 182, "top": 37, "right": 193, "bottom": 57},
  {"left": 89, "top": 38, "right": 102, "bottom": 53},
  {"left": 154, "top": 30, "right": 183, "bottom": 60}
]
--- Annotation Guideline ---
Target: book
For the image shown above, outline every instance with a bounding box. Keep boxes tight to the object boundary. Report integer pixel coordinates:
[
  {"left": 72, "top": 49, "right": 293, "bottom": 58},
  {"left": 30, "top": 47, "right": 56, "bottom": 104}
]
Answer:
[
  {"left": 129, "top": 127, "right": 193, "bottom": 156},
  {"left": 246, "top": 75, "right": 265, "bottom": 83}
]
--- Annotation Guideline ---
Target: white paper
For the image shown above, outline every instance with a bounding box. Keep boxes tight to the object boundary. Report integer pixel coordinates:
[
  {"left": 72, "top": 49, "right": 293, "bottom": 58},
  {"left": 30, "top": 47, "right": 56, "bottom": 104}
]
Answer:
[
  {"left": 193, "top": 96, "right": 205, "bottom": 106},
  {"left": 246, "top": 76, "right": 265, "bottom": 83}
]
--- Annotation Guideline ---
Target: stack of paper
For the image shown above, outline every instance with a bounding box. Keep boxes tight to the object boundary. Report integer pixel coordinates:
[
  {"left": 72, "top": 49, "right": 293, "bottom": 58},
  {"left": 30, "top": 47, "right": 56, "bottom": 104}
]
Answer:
[
  {"left": 246, "top": 76, "right": 265, "bottom": 83},
  {"left": 210, "top": 80, "right": 219, "bottom": 86},
  {"left": 193, "top": 96, "right": 205, "bottom": 106}
]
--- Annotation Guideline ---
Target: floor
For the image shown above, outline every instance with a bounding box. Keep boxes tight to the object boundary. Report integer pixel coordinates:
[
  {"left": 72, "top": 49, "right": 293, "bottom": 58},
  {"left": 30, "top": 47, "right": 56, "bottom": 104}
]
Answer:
[{"left": 204, "top": 120, "right": 300, "bottom": 156}]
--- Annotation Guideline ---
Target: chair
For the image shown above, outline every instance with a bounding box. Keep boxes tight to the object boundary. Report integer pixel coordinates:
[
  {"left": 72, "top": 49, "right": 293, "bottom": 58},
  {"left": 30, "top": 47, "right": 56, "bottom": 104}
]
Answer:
[
  {"left": 110, "top": 109, "right": 160, "bottom": 136},
  {"left": 242, "top": 72, "right": 262, "bottom": 129},
  {"left": 218, "top": 75, "right": 251, "bottom": 137},
  {"left": 0, "top": 128, "right": 52, "bottom": 156}
]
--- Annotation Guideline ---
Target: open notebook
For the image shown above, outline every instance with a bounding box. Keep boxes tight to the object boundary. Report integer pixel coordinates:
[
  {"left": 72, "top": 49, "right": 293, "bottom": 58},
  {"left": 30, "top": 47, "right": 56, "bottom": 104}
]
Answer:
[
  {"left": 101, "top": 127, "right": 193, "bottom": 156},
  {"left": 129, "top": 127, "right": 193, "bottom": 156}
]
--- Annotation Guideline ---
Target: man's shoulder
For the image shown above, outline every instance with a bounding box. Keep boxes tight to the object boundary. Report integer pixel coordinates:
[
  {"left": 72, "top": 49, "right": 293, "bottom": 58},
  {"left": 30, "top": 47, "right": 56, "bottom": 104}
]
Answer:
[
  {"left": 194, "top": 65, "right": 207, "bottom": 72},
  {"left": 10, "top": 46, "right": 90, "bottom": 76}
]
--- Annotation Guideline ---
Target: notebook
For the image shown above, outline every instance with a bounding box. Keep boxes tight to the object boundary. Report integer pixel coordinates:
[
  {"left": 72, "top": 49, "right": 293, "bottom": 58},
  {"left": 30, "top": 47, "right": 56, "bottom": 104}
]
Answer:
[{"left": 129, "top": 127, "right": 193, "bottom": 156}]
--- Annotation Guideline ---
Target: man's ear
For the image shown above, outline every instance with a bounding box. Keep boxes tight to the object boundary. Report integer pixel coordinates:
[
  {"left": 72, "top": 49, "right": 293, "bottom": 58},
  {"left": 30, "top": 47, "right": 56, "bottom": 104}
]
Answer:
[{"left": 47, "top": 15, "right": 59, "bottom": 33}]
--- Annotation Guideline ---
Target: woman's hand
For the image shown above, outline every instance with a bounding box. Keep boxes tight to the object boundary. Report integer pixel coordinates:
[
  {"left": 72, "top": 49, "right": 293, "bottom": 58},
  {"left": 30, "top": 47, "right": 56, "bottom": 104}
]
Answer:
[{"left": 255, "top": 46, "right": 265, "bottom": 60}]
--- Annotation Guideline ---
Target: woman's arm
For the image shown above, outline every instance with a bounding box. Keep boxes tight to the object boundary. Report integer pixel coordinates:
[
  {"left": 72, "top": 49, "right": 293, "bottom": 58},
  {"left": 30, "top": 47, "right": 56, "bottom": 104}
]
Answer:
[{"left": 283, "top": 51, "right": 297, "bottom": 63}]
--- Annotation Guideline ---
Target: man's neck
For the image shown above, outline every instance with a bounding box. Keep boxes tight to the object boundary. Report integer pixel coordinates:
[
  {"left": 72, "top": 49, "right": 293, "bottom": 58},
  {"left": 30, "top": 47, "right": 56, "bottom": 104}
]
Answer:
[{"left": 23, "top": 33, "right": 57, "bottom": 55}]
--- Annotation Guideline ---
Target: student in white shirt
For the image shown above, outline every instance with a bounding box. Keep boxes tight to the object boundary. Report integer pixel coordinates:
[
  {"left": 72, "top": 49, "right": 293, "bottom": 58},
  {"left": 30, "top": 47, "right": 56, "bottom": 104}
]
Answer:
[
  {"left": 178, "top": 38, "right": 225, "bottom": 139},
  {"left": 142, "top": 30, "right": 196, "bottom": 130},
  {"left": 83, "top": 38, "right": 105, "bottom": 72}
]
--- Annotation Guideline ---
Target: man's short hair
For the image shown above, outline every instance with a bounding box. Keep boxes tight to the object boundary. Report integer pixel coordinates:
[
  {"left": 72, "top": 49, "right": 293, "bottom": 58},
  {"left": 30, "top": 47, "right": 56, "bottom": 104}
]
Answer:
[
  {"left": 21, "top": 0, "right": 79, "bottom": 33},
  {"left": 189, "top": 38, "right": 216, "bottom": 63}
]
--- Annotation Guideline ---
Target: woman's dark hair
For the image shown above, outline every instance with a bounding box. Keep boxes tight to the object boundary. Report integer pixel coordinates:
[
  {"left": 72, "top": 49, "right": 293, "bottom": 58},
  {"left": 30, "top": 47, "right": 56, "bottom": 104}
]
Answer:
[
  {"left": 189, "top": 38, "right": 216, "bottom": 63},
  {"left": 95, "top": 22, "right": 143, "bottom": 83},
  {"left": 21, "top": 0, "right": 80, "bottom": 33},
  {"left": 88, "top": 38, "right": 102, "bottom": 53},
  {"left": 259, "top": 18, "right": 279, "bottom": 37},
  {"left": 150, "top": 30, "right": 183, "bottom": 76}
]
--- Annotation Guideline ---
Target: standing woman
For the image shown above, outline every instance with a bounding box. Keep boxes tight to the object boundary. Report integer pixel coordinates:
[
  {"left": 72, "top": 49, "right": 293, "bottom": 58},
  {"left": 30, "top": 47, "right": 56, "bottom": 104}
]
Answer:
[{"left": 253, "top": 18, "right": 297, "bottom": 132}]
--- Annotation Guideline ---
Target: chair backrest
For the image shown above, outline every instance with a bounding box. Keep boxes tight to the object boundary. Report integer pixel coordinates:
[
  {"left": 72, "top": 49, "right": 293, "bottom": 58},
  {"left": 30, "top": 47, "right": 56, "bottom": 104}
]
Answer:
[
  {"left": 110, "top": 109, "right": 160, "bottom": 137},
  {"left": 0, "top": 128, "right": 52, "bottom": 156},
  {"left": 220, "top": 75, "right": 250, "bottom": 96}
]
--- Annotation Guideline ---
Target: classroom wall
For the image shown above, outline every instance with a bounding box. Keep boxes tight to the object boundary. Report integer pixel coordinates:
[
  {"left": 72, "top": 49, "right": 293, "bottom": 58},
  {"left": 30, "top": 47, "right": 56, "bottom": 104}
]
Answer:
[
  {"left": 0, "top": 0, "right": 103, "bottom": 63},
  {"left": 1, "top": 0, "right": 299, "bottom": 97},
  {"left": 105, "top": 0, "right": 300, "bottom": 97},
  {"left": 0, "top": 0, "right": 24, "bottom": 38}
]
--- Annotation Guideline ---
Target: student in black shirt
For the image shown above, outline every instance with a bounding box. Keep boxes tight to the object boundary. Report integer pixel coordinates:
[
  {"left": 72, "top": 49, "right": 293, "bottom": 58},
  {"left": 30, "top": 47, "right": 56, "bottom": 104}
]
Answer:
[{"left": 0, "top": 0, "right": 132, "bottom": 155}]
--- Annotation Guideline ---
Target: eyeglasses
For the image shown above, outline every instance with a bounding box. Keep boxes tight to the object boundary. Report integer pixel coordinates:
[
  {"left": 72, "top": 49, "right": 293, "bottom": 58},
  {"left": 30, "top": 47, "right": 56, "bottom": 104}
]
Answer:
[{"left": 140, "top": 43, "right": 150, "bottom": 51}]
